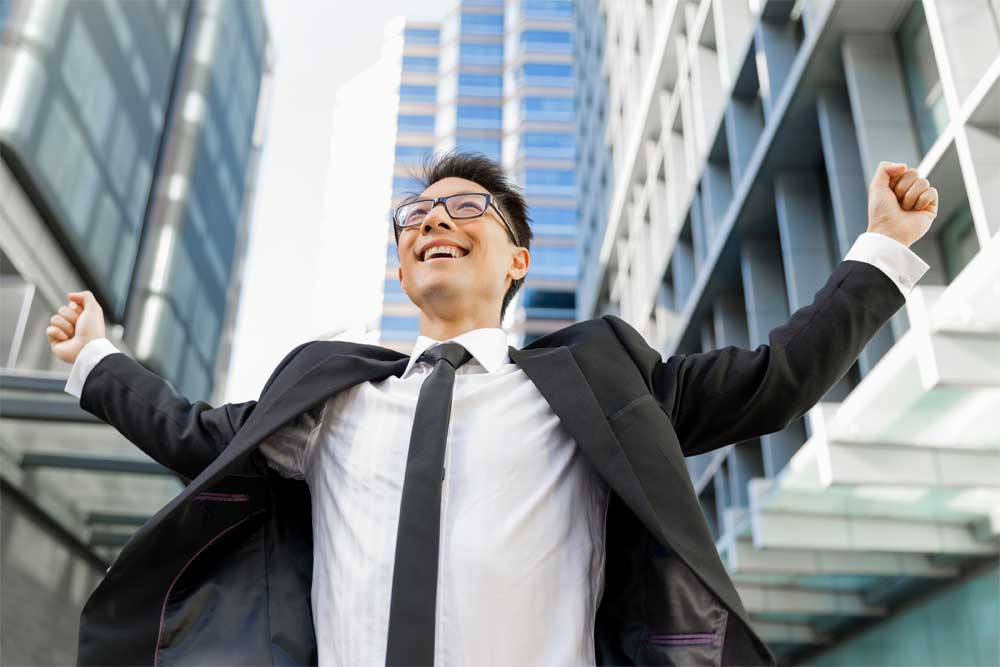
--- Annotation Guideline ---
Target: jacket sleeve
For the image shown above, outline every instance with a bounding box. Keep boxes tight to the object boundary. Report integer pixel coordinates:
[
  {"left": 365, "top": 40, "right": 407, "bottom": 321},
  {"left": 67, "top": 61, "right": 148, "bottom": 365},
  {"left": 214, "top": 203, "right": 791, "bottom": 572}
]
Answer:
[
  {"left": 78, "top": 340, "right": 314, "bottom": 481},
  {"left": 603, "top": 259, "right": 906, "bottom": 457}
]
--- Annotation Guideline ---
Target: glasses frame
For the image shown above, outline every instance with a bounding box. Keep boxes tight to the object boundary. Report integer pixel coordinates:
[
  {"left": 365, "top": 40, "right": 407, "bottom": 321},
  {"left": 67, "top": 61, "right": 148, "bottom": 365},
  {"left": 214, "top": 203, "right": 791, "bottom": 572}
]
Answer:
[{"left": 393, "top": 192, "right": 520, "bottom": 247}]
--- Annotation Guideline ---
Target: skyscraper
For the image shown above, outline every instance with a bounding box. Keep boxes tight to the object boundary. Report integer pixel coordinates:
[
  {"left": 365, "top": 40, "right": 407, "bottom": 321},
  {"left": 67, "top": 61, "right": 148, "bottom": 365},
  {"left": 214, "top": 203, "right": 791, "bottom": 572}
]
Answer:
[
  {"left": 0, "top": 1, "right": 272, "bottom": 660},
  {"left": 379, "top": 0, "right": 579, "bottom": 351},
  {"left": 576, "top": 0, "right": 999, "bottom": 663}
]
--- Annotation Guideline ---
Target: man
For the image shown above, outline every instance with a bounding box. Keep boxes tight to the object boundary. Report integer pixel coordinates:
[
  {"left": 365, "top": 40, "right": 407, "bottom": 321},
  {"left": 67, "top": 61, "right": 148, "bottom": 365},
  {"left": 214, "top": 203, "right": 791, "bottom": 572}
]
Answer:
[{"left": 48, "top": 152, "right": 935, "bottom": 666}]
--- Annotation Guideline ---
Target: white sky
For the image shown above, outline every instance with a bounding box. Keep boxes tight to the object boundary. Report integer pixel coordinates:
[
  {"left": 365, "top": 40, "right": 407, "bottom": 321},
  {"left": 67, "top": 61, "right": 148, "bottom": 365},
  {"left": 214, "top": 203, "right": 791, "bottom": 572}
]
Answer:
[{"left": 223, "top": 0, "right": 454, "bottom": 402}]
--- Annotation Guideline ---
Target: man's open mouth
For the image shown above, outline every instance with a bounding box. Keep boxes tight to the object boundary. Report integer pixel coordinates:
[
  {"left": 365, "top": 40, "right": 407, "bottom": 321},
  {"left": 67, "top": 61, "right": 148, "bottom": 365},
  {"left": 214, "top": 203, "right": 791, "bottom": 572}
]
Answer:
[{"left": 420, "top": 246, "right": 469, "bottom": 261}]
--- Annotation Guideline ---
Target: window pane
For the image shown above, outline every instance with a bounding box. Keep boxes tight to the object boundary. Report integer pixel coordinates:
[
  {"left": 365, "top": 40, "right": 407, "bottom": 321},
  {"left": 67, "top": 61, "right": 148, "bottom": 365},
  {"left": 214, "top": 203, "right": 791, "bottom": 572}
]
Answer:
[
  {"left": 459, "top": 42, "right": 503, "bottom": 66},
  {"left": 402, "top": 56, "right": 438, "bottom": 73},
  {"left": 895, "top": 3, "right": 948, "bottom": 156},
  {"left": 400, "top": 85, "right": 437, "bottom": 104},
  {"left": 460, "top": 13, "right": 503, "bottom": 35},
  {"left": 397, "top": 114, "right": 435, "bottom": 133},
  {"left": 458, "top": 73, "right": 502, "bottom": 97},
  {"left": 404, "top": 27, "right": 439, "bottom": 44}
]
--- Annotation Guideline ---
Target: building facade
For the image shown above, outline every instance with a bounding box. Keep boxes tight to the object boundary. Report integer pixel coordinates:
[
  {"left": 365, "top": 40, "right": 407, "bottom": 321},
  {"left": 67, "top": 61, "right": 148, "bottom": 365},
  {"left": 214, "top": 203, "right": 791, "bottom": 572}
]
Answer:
[
  {"left": 379, "top": 0, "right": 579, "bottom": 351},
  {"left": 0, "top": 0, "right": 272, "bottom": 661},
  {"left": 576, "top": 0, "right": 999, "bottom": 664}
]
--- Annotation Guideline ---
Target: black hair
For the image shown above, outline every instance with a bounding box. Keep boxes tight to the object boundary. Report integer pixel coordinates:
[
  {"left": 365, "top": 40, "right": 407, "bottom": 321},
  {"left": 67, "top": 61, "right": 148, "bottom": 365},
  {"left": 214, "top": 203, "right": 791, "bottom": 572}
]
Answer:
[{"left": 395, "top": 150, "right": 533, "bottom": 321}]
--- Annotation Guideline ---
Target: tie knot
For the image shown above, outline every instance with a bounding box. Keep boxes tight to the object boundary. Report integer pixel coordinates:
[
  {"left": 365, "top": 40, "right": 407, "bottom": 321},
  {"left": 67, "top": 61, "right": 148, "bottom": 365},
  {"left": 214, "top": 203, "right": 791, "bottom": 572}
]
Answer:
[{"left": 417, "top": 341, "right": 474, "bottom": 370}]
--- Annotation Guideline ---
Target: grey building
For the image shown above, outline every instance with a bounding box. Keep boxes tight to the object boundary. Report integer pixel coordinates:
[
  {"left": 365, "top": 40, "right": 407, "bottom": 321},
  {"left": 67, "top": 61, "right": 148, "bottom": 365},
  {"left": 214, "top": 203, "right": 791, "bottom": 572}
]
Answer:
[
  {"left": 577, "top": 0, "right": 999, "bottom": 664},
  {"left": 0, "top": 0, "right": 272, "bottom": 662}
]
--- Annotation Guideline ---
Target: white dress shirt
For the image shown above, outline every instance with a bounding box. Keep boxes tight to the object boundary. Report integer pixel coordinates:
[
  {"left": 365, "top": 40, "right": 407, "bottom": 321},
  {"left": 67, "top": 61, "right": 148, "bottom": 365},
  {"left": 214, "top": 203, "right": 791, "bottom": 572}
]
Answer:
[{"left": 64, "top": 232, "right": 930, "bottom": 666}]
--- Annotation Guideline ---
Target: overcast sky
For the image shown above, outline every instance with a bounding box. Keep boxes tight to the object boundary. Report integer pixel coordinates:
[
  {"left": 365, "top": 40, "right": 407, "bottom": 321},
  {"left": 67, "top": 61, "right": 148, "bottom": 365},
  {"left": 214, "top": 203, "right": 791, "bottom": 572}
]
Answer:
[{"left": 223, "top": 0, "right": 454, "bottom": 402}]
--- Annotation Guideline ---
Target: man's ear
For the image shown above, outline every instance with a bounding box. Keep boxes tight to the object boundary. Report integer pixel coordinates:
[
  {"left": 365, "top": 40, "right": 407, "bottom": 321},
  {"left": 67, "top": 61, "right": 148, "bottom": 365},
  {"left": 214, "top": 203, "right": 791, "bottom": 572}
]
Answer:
[
  {"left": 508, "top": 247, "right": 529, "bottom": 282},
  {"left": 397, "top": 265, "right": 404, "bottom": 288}
]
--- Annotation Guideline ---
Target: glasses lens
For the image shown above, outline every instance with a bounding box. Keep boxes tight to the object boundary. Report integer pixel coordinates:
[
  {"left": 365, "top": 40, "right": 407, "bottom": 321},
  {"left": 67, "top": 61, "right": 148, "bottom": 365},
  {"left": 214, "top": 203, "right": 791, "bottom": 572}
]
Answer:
[
  {"left": 397, "top": 200, "right": 432, "bottom": 226},
  {"left": 445, "top": 193, "right": 488, "bottom": 218}
]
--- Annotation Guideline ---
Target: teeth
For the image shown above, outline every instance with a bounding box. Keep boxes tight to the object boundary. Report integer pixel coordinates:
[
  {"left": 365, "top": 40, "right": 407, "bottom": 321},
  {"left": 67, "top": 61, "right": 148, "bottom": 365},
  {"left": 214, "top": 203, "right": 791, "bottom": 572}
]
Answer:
[{"left": 422, "top": 245, "right": 464, "bottom": 261}]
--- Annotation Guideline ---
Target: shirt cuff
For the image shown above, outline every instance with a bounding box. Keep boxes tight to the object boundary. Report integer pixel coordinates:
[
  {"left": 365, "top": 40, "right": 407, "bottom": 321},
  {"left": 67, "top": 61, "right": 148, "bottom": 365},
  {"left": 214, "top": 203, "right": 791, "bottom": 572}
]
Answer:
[
  {"left": 64, "top": 337, "right": 123, "bottom": 400},
  {"left": 844, "top": 232, "right": 931, "bottom": 297}
]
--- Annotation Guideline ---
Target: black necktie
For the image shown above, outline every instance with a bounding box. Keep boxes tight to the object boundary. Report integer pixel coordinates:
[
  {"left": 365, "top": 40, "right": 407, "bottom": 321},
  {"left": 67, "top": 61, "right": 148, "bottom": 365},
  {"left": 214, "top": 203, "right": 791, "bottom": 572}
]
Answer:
[{"left": 385, "top": 342, "right": 474, "bottom": 667}]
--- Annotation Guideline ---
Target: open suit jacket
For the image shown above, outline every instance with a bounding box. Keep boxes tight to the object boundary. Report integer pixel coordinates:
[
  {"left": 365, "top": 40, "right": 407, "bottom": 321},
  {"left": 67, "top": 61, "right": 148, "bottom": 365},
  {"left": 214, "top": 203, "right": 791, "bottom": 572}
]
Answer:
[{"left": 75, "top": 258, "right": 905, "bottom": 666}]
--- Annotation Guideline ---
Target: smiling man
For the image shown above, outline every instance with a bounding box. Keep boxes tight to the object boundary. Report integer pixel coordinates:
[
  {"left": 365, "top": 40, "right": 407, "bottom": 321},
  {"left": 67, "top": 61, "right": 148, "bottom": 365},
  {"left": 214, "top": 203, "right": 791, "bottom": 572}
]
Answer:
[{"left": 51, "top": 151, "right": 934, "bottom": 666}]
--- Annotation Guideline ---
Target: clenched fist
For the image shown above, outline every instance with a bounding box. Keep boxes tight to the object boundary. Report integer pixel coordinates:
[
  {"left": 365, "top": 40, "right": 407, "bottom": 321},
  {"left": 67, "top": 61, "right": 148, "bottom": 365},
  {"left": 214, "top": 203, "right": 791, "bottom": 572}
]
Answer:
[
  {"left": 867, "top": 161, "right": 938, "bottom": 248},
  {"left": 46, "top": 290, "right": 107, "bottom": 365}
]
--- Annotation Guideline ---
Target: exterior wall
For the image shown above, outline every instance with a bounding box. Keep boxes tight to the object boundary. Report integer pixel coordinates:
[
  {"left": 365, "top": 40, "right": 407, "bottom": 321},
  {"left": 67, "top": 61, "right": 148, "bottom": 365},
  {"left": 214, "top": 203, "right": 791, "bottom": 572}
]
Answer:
[
  {"left": 804, "top": 563, "right": 1000, "bottom": 666},
  {"left": 0, "top": 1, "right": 272, "bottom": 661},
  {"left": 578, "top": 0, "right": 1000, "bottom": 661},
  {"left": 0, "top": 485, "right": 105, "bottom": 665}
]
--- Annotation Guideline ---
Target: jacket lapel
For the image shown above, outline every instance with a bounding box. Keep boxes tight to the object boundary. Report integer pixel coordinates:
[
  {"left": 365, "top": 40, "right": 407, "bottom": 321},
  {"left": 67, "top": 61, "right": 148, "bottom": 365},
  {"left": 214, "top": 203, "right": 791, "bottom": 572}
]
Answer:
[
  {"left": 128, "top": 347, "right": 410, "bottom": 546},
  {"left": 507, "top": 345, "right": 665, "bottom": 542}
]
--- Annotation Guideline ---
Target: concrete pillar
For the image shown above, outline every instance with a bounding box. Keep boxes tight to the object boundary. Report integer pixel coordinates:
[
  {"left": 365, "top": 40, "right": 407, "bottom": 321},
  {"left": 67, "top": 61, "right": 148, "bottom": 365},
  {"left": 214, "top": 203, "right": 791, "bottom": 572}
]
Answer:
[
  {"left": 816, "top": 86, "right": 897, "bottom": 378},
  {"left": 774, "top": 170, "right": 853, "bottom": 405},
  {"left": 753, "top": 19, "right": 799, "bottom": 123},
  {"left": 740, "top": 239, "right": 806, "bottom": 477},
  {"left": 671, "top": 235, "right": 696, "bottom": 312},
  {"left": 841, "top": 34, "right": 922, "bottom": 181},
  {"left": 724, "top": 96, "right": 764, "bottom": 187},
  {"left": 701, "top": 159, "right": 733, "bottom": 248}
]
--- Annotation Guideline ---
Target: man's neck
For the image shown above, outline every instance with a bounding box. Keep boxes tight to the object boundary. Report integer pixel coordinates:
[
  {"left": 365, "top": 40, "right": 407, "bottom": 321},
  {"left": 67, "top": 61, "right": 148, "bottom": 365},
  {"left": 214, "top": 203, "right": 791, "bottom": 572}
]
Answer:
[{"left": 418, "top": 312, "right": 501, "bottom": 341}]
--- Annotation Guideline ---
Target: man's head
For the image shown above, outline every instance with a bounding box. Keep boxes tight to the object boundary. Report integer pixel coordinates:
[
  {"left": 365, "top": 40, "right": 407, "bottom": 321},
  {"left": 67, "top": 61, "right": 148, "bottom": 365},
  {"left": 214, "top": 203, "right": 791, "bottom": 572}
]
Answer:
[{"left": 393, "top": 151, "right": 532, "bottom": 325}]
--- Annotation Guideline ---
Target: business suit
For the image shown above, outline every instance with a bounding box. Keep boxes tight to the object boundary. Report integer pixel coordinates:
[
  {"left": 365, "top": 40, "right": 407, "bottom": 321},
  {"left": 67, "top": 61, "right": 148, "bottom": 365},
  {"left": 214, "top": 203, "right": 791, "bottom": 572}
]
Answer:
[{"left": 74, "top": 256, "right": 905, "bottom": 666}]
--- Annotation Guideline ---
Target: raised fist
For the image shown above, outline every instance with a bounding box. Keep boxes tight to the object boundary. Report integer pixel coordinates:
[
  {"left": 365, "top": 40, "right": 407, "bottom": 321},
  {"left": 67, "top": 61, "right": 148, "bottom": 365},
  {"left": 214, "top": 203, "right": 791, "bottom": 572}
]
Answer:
[
  {"left": 867, "top": 161, "right": 938, "bottom": 248},
  {"left": 46, "top": 290, "right": 107, "bottom": 365}
]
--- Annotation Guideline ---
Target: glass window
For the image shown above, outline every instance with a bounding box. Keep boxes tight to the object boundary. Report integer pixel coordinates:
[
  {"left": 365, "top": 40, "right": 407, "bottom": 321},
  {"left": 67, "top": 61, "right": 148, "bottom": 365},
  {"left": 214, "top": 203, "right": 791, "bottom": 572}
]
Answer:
[
  {"left": 521, "top": 96, "right": 574, "bottom": 122},
  {"left": 523, "top": 0, "right": 573, "bottom": 20},
  {"left": 397, "top": 114, "right": 435, "bottom": 133},
  {"left": 402, "top": 56, "right": 438, "bottom": 73},
  {"left": 522, "top": 288, "right": 575, "bottom": 309},
  {"left": 531, "top": 206, "right": 576, "bottom": 236},
  {"left": 895, "top": 3, "right": 948, "bottom": 156},
  {"left": 395, "top": 145, "right": 433, "bottom": 164},
  {"left": 460, "top": 12, "right": 504, "bottom": 35},
  {"left": 525, "top": 168, "right": 574, "bottom": 185},
  {"left": 456, "top": 104, "right": 502, "bottom": 130},
  {"left": 939, "top": 204, "right": 979, "bottom": 282},
  {"left": 523, "top": 131, "right": 575, "bottom": 159},
  {"left": 400, "top": 84, "right": 437, "bottom": 104},
  {"left": 404, "top": 27, "right": 440, "bottom": 44},
  {"left": 382, "top": 279, "right": 411, "bottom": 304},
  {"left": 459, "top": 42, "right": 504, "bottom": 66},
  {"left": 520, "top": 29, "right": 572, "bottom": 53},
  {"left": 458, "top": 73, "right": 502, "bottom": 97},
  {"left": 454, "top": 136, "right": 501, "bottom": 159},
  {"left": 393, "top": 175, "right": 424, "bottom": 195},
  {"left": 519, "top": 62, "right": 574, "bottom": 87},
  {"left": 528, "top": 245, "right": 577, "bottom": 279},
  {"left": 381, "top": 314, "right": 421, "bottom": 332}
]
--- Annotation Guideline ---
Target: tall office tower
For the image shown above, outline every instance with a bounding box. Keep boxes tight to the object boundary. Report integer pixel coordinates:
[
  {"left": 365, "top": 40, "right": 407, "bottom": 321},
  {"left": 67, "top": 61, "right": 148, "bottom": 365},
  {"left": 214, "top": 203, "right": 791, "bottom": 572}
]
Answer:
[
  {"left": 503, "top": 0, "right": 578, "bottom": 342},
  {"left": 379, "top": 0, "right": 580, "bottom": 351},
  {"left": 0, "top": 1, "right": 272, "bottom": 661},
  {"left": 576, "top": 0, "right": 1000, "bottom": 663},
  {"left": 381, "top": 19, "right": 443, "bottom": 352}
]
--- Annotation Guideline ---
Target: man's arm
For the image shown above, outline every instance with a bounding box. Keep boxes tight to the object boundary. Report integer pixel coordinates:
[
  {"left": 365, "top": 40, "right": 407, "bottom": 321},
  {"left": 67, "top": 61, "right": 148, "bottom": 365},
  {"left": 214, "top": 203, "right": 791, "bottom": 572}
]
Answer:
[
  {"left": 66, "top": 338, "right": 313, "bottom": 481},
  {"left": 605, "top": 234, "right": 929, "bottom": 457}
]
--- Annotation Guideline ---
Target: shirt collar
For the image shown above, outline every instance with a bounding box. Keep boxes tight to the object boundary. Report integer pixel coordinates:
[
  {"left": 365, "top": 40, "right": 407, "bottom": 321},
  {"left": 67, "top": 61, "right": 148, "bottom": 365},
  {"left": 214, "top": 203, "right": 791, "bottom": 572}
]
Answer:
[{"left": 403, "top": 327, "right": 510, "bottom": 377}]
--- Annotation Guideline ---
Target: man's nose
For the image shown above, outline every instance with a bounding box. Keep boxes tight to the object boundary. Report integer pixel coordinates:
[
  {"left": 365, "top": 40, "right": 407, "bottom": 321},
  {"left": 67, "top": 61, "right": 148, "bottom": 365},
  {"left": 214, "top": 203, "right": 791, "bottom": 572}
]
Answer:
[{"left": 421, "top": 203, "right": 453, "bottom": 233}]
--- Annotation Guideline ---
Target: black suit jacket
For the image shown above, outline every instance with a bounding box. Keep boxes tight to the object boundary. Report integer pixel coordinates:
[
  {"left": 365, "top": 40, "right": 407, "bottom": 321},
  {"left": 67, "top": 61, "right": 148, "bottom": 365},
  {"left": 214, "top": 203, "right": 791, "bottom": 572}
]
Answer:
[{"left": 75, "top": 259, "right": 904, "bottom": 666}]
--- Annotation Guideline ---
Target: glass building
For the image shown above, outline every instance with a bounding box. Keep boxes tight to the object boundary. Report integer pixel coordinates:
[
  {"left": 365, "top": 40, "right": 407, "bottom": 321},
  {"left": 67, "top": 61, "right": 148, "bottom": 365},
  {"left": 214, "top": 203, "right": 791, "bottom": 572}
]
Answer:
[
  {"left": 576, "top": 0, "right": 999, "bottom": 664},
  {"left": 379, "top": 0, "right": 579, "bottom": 351},
  {"left": 0, "top": 1, "right": 272, "bottom": 662}
]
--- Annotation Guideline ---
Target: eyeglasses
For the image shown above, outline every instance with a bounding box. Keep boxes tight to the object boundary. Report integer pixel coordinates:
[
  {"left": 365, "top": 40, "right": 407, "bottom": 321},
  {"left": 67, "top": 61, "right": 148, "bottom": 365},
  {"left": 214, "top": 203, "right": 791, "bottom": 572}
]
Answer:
[{"left": 393, "top": 192, "right": 520, "bottom": 246}]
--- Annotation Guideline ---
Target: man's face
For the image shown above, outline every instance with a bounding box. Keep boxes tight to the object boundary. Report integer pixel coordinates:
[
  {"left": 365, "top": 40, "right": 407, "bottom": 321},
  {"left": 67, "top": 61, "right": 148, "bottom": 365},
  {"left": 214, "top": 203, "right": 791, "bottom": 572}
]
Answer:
[{"left": 396, "top": 177, "right": 528, "bottom": 321}]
